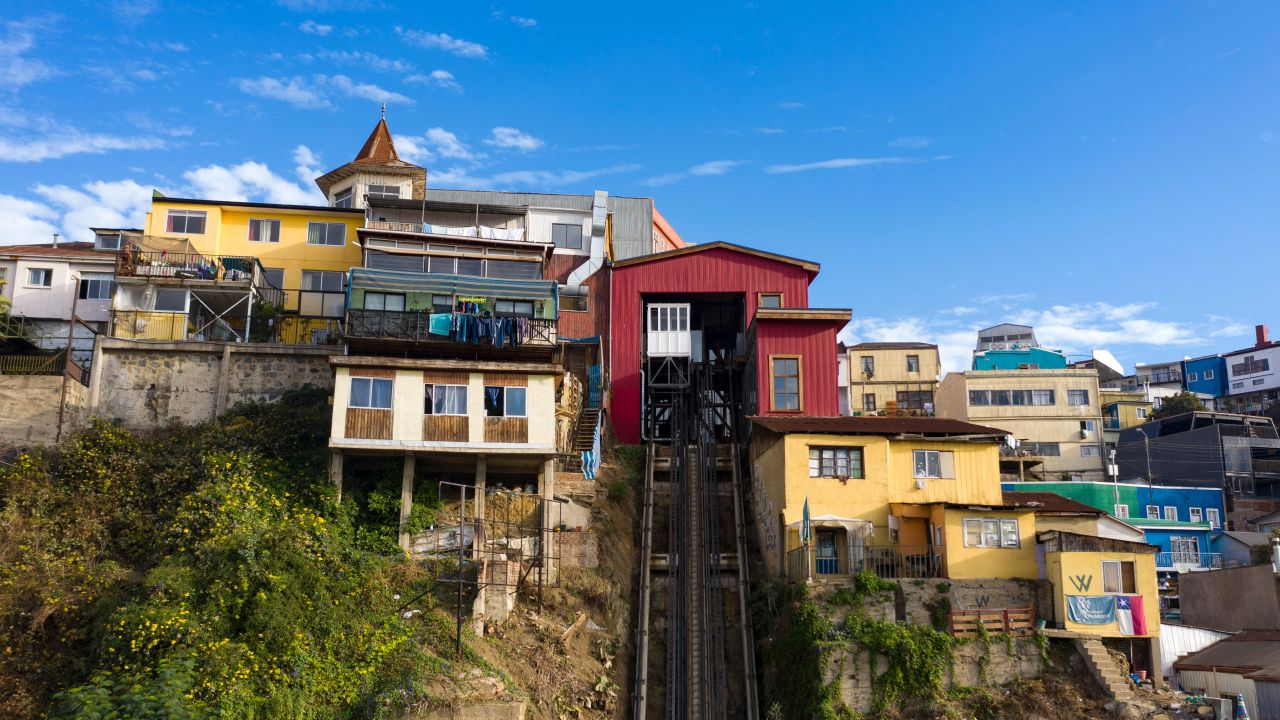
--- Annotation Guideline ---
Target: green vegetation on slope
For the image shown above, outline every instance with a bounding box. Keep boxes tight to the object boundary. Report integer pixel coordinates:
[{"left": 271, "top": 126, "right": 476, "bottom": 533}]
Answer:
[{"left": 0, "top": 387, "right": 472, "bottom": 719}]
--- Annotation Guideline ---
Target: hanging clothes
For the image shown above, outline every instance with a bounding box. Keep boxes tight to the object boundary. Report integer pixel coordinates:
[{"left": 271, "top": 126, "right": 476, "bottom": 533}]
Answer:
[{"left": 428, "top": 313, "right": 452, "bottom": 336}]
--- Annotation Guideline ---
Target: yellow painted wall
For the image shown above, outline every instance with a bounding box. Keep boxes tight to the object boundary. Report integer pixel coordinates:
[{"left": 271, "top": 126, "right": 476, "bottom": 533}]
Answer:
[
  {"left": 847, "top": 346, "right": 940, "bottom": 412},
  {"left": 1045, "top": 550, "right": 1160, "bottom": 637},
  {"left": 941, "top": 507, "right": 1038, "bottom": 579},
  {"left": 146, "top": 200, "right": 364, "bottom": 310},
  {"left": 1101, "top": 391, "right": 1154, "bottom": 429},
  {"left": 330, "top": 366, "right": 556, "bottom": 448}
]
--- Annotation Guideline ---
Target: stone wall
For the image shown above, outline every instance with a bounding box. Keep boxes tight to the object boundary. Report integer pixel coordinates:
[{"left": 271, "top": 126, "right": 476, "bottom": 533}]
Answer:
[
  {"left": 557, "top": 530, "right": 599, "bottom": 569},
  {"left": 0, "top": 374, "right": 88, "bottom": 447},
  {"left": 87, "top": 337, "right": 334, "bottom": 429},
  {"left": 828, "top": 636, "right": 1045, "bottom": 713},
  {"left": 898, "top": 578, "right": 1051, "bottom": 627}
]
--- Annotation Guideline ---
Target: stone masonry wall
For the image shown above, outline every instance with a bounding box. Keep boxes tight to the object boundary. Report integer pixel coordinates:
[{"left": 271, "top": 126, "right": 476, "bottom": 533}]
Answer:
[
  {"left": 556, "top": 531, "right": 599, "bottom": 569},
  {"left": 87, "top": 338, "right": 334, "bottom": 429},
  {"left": 0, "top": 374, "right": 88, "bottom": 447},
  {"left": 898, "top": 578, "right": 1052, "bottom": 627}
]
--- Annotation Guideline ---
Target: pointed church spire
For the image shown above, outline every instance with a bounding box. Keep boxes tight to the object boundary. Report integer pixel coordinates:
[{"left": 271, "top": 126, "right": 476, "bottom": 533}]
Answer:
[{"left": 352, "top": 115, "right": 400, "bottom": 165}]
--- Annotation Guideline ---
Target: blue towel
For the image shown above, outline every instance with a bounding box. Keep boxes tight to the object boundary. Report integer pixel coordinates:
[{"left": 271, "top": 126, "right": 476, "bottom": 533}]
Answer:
[{"left": 428, "top": 313, "right": 452, "bottom": 336}]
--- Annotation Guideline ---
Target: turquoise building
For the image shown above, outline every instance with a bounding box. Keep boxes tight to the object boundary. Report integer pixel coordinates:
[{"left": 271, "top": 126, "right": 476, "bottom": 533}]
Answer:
[{"left": 973, "top": 346, "right": 1068, "bottom": 371}]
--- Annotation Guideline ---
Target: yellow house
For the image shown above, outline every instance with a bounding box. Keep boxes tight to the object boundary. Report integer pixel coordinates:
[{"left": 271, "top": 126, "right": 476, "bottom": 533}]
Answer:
[
  {"left": 847, "top": 342, "right": 940, "bottom": 415},
  {"left": 1100, "top": 389, "right": 1154, "bottom": 430},
  {"left": 1038, "top": 530, "right": 1161, "bottom": 676},
  {"left": 747, "top": 415, "right": 1037, "bottom": 582},
  {"left": 142, "top": 197, "right": 365, "bottom": 313}
]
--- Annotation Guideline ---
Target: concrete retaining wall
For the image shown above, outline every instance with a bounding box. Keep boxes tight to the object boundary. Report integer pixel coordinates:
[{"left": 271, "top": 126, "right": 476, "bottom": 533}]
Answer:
[{"left": 87, "top": 337, "right": 334, "bottom": 429}]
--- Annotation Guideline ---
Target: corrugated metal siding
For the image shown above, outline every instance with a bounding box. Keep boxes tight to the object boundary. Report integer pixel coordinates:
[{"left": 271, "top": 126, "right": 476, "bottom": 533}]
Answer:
[
  {"left": 1176, "top": 670, "right": 1257, "bottom": 717},
  {"left": 610, "top": 247, "right": 815, "bottom": 444},
  {"left": 424, "top": 189, "right": 654, "bottom": 262},
  {"left": 754, "top": 320, "right": 841, "bottom": 419},
  {"left": 546, "top": 253, "right": 608, "bottom": 341},
  {"left": 1161, "top": 624, "right": 1230, "bottom": 685},
  {"left": 1256, "top": 680, "right": 1280, "bottom": 720}
]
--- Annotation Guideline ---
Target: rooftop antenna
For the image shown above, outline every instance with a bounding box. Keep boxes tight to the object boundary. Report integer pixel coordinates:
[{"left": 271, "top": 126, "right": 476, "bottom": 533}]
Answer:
[{"left": 381, "top": 102, "right": 386, "bottom": 120}]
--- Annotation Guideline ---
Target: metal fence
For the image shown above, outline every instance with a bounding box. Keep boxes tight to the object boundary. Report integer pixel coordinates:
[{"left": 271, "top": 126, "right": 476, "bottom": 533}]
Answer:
[
  {"left": 1155, "top": 552, "right": 1222, "bottom": 570},
  {"left": 0, "top": 351, "right": 64, "bottom": 375},
  {"left": 347, "top": 309, "right": 557, "bottom": 347},
  {"left": 785, "top": 544, "right": 945, "bottom": 581}
]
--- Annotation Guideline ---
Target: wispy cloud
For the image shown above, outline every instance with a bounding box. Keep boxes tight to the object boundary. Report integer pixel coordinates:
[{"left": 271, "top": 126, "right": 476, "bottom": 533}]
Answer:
[
  {"left": 184, "top": 160, "right": 322, "bottom": 205},
  {"left": 299, "top": 19, "right": 333, "bottom": 36},
  {"left": 405, "top": 69, "right": 461, "bottom": 92},
  {"left": 235, "top": 76, "right": 330, "bottom": 109},
  {"left": 778, "top": 101, "right": 805, "bottom": 109},
  {"left": 163, "top": 41, "right": 188, "bottom": 52},
  {"left": 315, "top": 49, "right": 412, "bottom": 74},
  {"left": 485, "top": 127, "right": 543, "bottom": 151},
  {"left": 111, "top": 0, "right": 158, "bottom": 22},
  {"left": 0, "top": 17, "right": 60, "bottom": 90},
  {"left": 888, "top": 135, "right": 933, "bottom": 149},
  {"left": 765, "top": 156, "right": 913, "bottom": 174},
  {"left": 0, "top": 115, "right": 166, "bottom": 163},
  {"left": 396, "top": 127, "right": 484, "bottom": 164},
  {"left": 754, "top": 127, "right": 785, "bottom": 135},
  {"left": 293, "top": 144, "right": 323, "bottom": 187},
  {"left": 325, "top": 74, "right": 412, "bottom": 103},
  {"left": 491, "top": 9, "right": 537, "bottom": 28},
  {"left": 642, "top": 159, "right": 743, "bottom": 187},
  {"left": 396, "top": 27, "right": 489, "bottom": 59},
  {"left": 1261, "top": 131, "right": 1275, "bottom": 144},
  {"left": 276, "top": 0, "right": 371, "bottom": 10}
]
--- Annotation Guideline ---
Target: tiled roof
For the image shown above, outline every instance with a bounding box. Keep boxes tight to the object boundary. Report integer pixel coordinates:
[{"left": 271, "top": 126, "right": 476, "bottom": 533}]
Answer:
[
  {"left": 0, "top": 242, "right": 111, "bottom": 259},
  {"left": 749, "top": 415, "right": 1007, "bottom": 437},
  {"left": 1000, "top": 491, "right": 1104, "bottom": 515}
]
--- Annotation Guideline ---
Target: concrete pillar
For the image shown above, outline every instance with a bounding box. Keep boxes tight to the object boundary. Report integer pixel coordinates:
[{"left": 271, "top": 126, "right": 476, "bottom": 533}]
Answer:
[
  {"left": 541, "top": 457, "right": 557, "bottom": 586},
  {"left": 330, "top": 450, "right": 343, "bottom": 505},
  {"left": 86, "top": 333, "right": 105, "bottom": 417},
  {"left": 213, "top": 344, "right": 234, "bottom": 420},
  {"left": 398, "top": 452, "right": 416, "bottom": 552},
  {"left": 475, "top": 454, "right": 487, "bottom": 522},
  {"left": 1149, "top": 636, "right": 1164, "bottom": 689}
]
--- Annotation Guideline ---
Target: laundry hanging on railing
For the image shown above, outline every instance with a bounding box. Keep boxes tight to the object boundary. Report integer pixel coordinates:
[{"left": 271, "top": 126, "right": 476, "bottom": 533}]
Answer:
[{"left": 448, "top": 312, "right": 533, "bottom": 346}]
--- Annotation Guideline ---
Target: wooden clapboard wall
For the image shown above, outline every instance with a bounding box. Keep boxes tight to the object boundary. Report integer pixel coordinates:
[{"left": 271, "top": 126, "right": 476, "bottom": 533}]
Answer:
[
  {"left": 424, "top": 415, "right": 469, "bottom": 442},
  {"left": 346, "top": 409, "right": 392, "bottom": 439},
  {"left": 485, "top": 417, "right": 528, "bottom": 443}
]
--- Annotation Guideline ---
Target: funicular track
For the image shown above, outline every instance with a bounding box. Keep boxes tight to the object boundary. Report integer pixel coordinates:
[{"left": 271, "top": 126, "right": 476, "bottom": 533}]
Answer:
[{"left": 632, "top": 361, "right": 758, "bottom": 720}]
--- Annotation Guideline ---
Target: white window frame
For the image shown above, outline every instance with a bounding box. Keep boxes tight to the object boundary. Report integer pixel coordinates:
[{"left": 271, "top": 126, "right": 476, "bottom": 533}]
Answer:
[
  {"left": 247, "top": 218, "right": 281, "bottom": 243},
  {"left": 551, "top": 222, "right": 584, "bottom": 250},
  {"left": 1189, "top": 507, "right": 1203, "bottom": 523},
  {"left": 307, "top": 221, "right": 347, "bottom": 246},
  {"left": 334, "top": 187, "right": 354, "bottom": 208},
  {"left": 963, "top": 517, "right": 1020, "bottom": 548},
  {"left": 26, "top": 267, "right": 53, "bottom": 288},
  {"left": 364, "top": 292, "right": 406, "bottom": 312},
  {"left": 1067, "top": 389, "right": 1090, "bottom": 406},
  {"left": 154, "top": 288, "right": 189, "bottom": 313},
  {"left": 483, "top": 386, "right": 527, "bottom": 418},
  {"left": 906, "top": 355, "right": 920, "bottom": 373},
  {"left": 350, "top": 377, "right": 393, "bottom": 409},
  {"left": 425, "top": 384, "right": 467, "bottom": 416},
  {"left": 165, "top": 209, "right": 207, "bottom": 234},
  {"left": 1136, "top": 407, "right": 1149, "bottom": 419},
  {"left": 1146, "top": 505, "right": 1160, "bottom": 519},
  {"left": 1204, "top": 369, "right": 1215, "bottom": 380},
  {"left": 367, "top": 184, "right": 401, "bottom": 200},
  {"left": 913, "top": 449, "right": 954, "bottom": 479},
  {"left": 1164, "top": 506, "right": 1178, "bottom": 521},
  {"left": 1206, "top": 508, "right": 1221, "bottom": 529},
  {"left": 1102, "top": 559, "right": 1136, "bottom": 594},
  {"left": 78, "top": 272, "right": 115, "bottom": 300},
  {"left": 1114, "top": 504, "right": 1130, "bottom": 518},
  {"left": 1081, "top": 445, "right": 1101, "bottom": 458}
]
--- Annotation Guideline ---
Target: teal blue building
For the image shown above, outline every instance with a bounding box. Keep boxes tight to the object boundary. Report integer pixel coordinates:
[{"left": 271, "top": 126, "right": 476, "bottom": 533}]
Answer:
[{"left": 973, "top": 346, "right": 1068, "bottom": 371}]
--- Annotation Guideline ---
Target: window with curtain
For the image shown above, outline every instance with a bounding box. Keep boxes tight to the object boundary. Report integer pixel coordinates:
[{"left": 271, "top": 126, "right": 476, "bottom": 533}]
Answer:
[
  {"left": 963, "top": 518, "right": 1019, "bottom": 548},
  {"left": 424, "top": 384, "right": 467, "bottom": 415},
  {"left": 248, "top": 218, "right": 281, "bottom": 243},
  {"left": 484, "top": 386, "right": 527, "bottom": 417},
  {"left": 350, "top": 377, "right": 393, "bottom": 409},
  {"left": 1102, "top": 560, "right": 1136, "bottom": 593},
  {"left": 808, "top": 447, "right": 863, "bottom": 478},
  {"left": 913, "top": 449, "right": 954, "bottom": 479},
  {"left": 165, "top": 209, "right": 206, "bottom": 234},
  {"left": 307, "top": 221, "right": 346, "bottom": 246},
  {"left": 771, "top": 357, "right": 800, "bottom": 411},
  {"left": 300, "top": 270, "right": 346, "bottom": 317}
]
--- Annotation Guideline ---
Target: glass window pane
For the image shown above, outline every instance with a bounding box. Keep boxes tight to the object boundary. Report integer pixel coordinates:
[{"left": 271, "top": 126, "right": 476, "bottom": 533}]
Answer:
[
  {"left": 351, "top": 377, "right": 369, "bottom": 407},
  {"left": 371, "top": 379, "right": 392, "bottom": 408},
  {"left": 485, "top": 386, "right": 504, "bottom": 416},
  {"left": 506, "top": 387, "right": 526, "bottom": 417}
]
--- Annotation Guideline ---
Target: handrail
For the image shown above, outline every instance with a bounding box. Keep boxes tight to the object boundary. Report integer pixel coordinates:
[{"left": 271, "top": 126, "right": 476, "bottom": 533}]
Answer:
[
  {"left": 346, "top": 308, "right": 556, "bottom": 347},
  {"left": 785, "top": 543, "right": 945, "bottom": 581}
]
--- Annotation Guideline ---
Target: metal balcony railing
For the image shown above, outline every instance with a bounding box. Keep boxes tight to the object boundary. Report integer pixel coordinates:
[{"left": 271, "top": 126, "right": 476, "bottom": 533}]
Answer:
[
  {"left": 116, "top": 247, "right": 284, "bottom": 307},
  {"left": 110, "top": 310, "right": 341, "bottom": 346},
  {"left": 366, "top": 220, "right": 529, "bottom": 243},
  {"left": 1154, "top": 552, "right": 1222, "bottom": 570},
  {"left": 786, "top": 544, "right": 945, "bottom": 581},
  {"left": 346, "top": 308, "right": 556, "bottom": 347}
]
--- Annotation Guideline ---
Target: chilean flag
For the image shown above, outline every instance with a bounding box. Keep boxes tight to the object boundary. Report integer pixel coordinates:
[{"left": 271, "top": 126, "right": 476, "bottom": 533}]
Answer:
[{"left": 1116, "top": 595, "right": 1147, "bottom": 636}]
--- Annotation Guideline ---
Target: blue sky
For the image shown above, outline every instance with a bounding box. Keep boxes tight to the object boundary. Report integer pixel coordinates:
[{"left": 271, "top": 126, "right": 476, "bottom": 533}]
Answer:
[{"left": 1, "top": 1, "right": 1276, "bottom": 371}]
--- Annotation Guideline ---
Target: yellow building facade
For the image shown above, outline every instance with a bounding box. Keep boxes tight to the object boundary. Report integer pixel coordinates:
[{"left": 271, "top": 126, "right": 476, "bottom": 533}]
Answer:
[
  {"left": 748, "top": 416, "right": 1037, "bottom": 581},
  {"left": 1100, "top": 389, "right": 1154, "bottom": 431},
  {"left": 1039, "top": 530, "right": 1161, "bottom": 639},
  {"left": 143, "top": 198, "right": 365, "bottom": 312},
  {"left": 935, "top": 368, "right": 1106, "bottom": 480},
  {"left": 846, "top": 342, "right": 940, "bottom": 414}
]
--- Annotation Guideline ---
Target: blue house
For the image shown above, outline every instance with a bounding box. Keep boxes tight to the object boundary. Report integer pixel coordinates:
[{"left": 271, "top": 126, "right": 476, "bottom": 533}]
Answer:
[
  {"left": 1183, "top": 354, "right": 1228, "bottom": 400},
  {"left": 973, "top": 346, "right": 1068, "bottom": 371},
  {"left": 1002, "top": 480, "right": 1225, "bottom": 571}
]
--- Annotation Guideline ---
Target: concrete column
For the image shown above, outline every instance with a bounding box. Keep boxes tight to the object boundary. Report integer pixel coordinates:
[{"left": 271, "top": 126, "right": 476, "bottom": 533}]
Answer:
[
  {"left": 213, "top": 344, "right": 233, "bottom": 419},
  {"left": 86, "top": 333, "right": 105, "bottom": 417},
  {"left": 475, "top": 454, "right": 487, "bottom": 522},
  {"left": 1148, "top": 636, "right": 1164, "bottom": 689},
  {"left": 541, "top": 457, "right": 557, "bottom": 586},
  {"left": 330, "top": 450, "right": 343, "bottom": 505},
  {"left": 398, "top": 452, "right": 416, "bottom": 552}
]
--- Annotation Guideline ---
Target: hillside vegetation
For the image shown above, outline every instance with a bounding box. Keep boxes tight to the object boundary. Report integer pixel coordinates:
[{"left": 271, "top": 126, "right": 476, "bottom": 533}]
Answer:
[{"left": 0, "top": 387, "right": 489, "bottom": 719}]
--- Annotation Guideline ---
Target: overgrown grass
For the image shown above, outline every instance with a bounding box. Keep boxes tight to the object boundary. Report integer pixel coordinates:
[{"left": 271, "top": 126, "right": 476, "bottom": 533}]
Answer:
[{"left": 0, "top": 387, "right": 465, "bottom": 720}]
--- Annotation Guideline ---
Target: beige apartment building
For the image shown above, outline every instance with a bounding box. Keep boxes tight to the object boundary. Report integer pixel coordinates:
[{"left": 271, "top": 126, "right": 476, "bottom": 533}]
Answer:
[
  {"left": 847, "top": 342, "right": 940, "bottom": 414},
  {"left": 935, "top": 368, "right": 1106, "bottom": 480}
]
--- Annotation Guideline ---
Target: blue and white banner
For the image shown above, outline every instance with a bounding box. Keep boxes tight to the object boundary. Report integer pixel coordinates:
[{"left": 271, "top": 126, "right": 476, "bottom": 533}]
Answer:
[
  {"left": 1066, "top": 595, "right": 1116, "bottom": 625},
  {"left": 582, "top": 416, "right": 602, "bottom": 481}
]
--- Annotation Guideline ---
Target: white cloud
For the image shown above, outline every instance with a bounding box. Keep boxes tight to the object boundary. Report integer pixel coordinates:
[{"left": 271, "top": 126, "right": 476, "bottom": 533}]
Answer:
[
  {"left": 163, "top": 41, "right": 188, "bottom": 52},
  {"left": 0, "top": 17, "right": 60, "bottom": 90},
  {"left": 509, "top": 16, "right": 536, "bottom": 28},
  {"left": 276, "top": 0, "right": 371, "bottom": 9},
  {"left": 396, "top": 27, "right": 489, "bottom": 59},
  {"left": 889, "top": 135, "right": 933, "bottom": 149},
  {"left": 1261, "top": 131, "right": 1276, "bottom": 144},
  {"left": 299, "top": 19, "right": 332, "bottom": 35},
  {"left": 0, "top": 121, "right": 166, "bottom": 163},
  {"left": 111, "top": 0, "right": 157, "bottom": 22},
  {"left": 489, "top": 163, "right": 641, "bottom": 188},
  {"left": 754, "top": 127, "right": 785, "bottom": 135},
  {"left": 394, "top": 126, "right": 484, "bottom": 164},
  {"left": 293, "top": 144, "right": 322, "bottom": 187},
  {"left": 0, "top": 194, "right": 59, "bottom": 245},
  {"left": 316, "top": 49, "right": 412, "bottom": 74},
  {"left": 325, "top": 74, "right": 412, "bottom": 104},
  {"left": 485, "top": 126, "right": 543, "bottom": 152},
  {"left": 765, "top": 157, "right": 912, "bottom": 174},
  {"left": 184, "top": 161, "right": 322, "bottom": 205},
  {"left": 405, "top": 69, "right": 461, "bottom": 93},
  {"left": 689, "top": 160, "right": 742, "bottom": 176},
  {"left": 940, "top": 306, "right": 978, "bottom": 317},
  {"left": 235, "top": 76, "right": 331, "bottom": 109},
  {"left": 29, "top": 180, "right": 154, "bottom": 244}
]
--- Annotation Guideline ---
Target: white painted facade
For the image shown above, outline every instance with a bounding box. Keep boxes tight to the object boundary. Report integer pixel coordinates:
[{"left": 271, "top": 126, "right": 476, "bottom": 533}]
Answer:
[
  {"left": 0, "top": 248, "right": 115, "bottom": 324},
  {"left": 1160, "top": 624, "right": 1230, "bottom": 685},
  {"left": 1226, "top": 345, "right": 1280, "bottom": 397}
]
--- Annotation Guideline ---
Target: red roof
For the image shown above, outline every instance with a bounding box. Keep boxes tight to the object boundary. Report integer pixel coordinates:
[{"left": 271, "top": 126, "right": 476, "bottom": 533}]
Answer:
[
  {"left": 612, "top": 241, "right": 820, "bottom": 276},
  {"left": 353, "top": 118, "right": 404, "bottom": 165},
  {"left": 1001, "top": 491, "right": 1104, "bottom": 515},
  {"left": 749, "top": 415, "right": 1008, "bottom": 437},
  {"left": 0, "top": 242, "right": 111, "bottom": 259}
]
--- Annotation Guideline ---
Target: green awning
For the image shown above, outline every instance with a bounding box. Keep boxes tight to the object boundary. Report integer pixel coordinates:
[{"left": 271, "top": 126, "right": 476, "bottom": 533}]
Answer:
[{"left": 349, "top": 267, "right": 558, "bottom": 303}]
